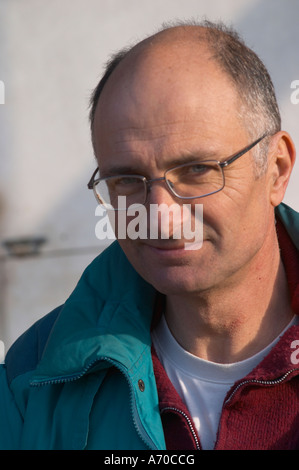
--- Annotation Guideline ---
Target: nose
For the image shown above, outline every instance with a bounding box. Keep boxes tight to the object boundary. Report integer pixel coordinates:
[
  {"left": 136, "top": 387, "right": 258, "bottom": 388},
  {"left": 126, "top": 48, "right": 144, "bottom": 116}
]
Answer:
[
  {"left": 146, "top": 177, "right": 177, "bottom": 206},
  {"left": 145, "top": 178, "right": 183, "bottom": 240}
]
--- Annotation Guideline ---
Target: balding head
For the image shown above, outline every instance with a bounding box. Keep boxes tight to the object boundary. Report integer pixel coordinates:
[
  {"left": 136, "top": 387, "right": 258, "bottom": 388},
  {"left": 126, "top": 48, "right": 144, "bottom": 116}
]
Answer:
[
  {"left": 90, "top": 20, "right": 281, "bottom": 173},
  {"left": 94, "top": 26, "right": 232, "bottom": 135}
]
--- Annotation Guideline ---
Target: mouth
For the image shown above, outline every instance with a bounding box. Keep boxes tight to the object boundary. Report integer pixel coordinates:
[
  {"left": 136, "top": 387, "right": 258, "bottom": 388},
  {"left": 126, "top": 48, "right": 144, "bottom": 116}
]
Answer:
[{"left": 141, "top": 239, "right": 203, "bottom": 254}]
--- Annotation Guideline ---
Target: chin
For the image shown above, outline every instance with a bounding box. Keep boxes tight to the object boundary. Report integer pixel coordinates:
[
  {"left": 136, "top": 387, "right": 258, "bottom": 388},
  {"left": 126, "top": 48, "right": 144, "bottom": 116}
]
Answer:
[{"left": 135, "top": 261, "right": 206, "bottom": 295}]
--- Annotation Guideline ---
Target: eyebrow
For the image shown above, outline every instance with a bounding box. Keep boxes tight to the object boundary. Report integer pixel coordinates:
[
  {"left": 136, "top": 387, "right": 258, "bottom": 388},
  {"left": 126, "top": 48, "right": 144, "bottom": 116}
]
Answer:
[
  {"left": 100, "top": 150, "right": 220, "bottom": 177},
  {"left": 166, "top": 151, "right": 219, "bottom": 168},
  {"left": 100, "top": 165, "right": 143, "bottom": 178}
]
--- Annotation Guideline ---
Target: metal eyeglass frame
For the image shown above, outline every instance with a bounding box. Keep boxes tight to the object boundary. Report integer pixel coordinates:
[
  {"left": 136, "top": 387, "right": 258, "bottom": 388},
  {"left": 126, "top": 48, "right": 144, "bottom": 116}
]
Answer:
[{"left": 87, "top": 133, "right": 268, "bottom": 207}]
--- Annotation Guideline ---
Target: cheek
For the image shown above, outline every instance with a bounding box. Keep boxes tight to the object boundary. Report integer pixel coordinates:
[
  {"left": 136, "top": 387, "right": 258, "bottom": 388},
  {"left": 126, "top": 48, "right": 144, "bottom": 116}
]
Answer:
[
  {"left": 110, "top": 209, "right": 148, "bottom": 241},
  {"left": 117, "top": 238, "right": 143, "bottom": 264},
  {"left": 202, "top": 180, "right": 270, "bottom": 248},
  {"left": 117, "top": 239, "right": 157, "bottom": 286}
]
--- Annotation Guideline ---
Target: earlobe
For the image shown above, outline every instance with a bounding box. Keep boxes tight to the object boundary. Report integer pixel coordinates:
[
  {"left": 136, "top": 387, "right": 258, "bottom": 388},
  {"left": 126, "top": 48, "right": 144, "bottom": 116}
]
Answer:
[{"left": 268, "top": 131, "right": 296, "bottom": 207}]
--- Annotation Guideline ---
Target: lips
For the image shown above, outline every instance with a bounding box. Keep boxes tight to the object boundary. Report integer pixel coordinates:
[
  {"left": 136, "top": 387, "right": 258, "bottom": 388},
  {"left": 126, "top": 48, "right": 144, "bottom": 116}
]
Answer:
[
  {"left": 141, "top": 239, "right": 203, "bottom": 256},
  {"left": 142, "top": 239, "right": 186, "bottom": 250},
  {"left": 140, "top": 233, "right": 206, "bottom": 254}
]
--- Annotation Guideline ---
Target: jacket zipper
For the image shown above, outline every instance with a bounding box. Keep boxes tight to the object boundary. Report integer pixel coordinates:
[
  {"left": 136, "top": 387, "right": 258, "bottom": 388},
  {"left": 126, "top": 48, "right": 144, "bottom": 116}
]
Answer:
[
  {"left": 31, "top": 356, "right": 159, "bottom": 450},
  {"left": 101, "top": 356, "right": 159, "bottom": 450},
  {"left": 30, "top": 359, "right": 100, "bottom": 386},
  {"left": 161, "top": 406, "right": 201, "bottom": 450}
]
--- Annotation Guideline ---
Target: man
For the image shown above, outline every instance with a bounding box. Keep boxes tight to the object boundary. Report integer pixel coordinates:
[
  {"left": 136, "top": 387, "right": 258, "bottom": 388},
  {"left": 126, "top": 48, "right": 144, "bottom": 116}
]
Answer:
[{"left": 1, "top": 20, "right": 299, "bottom": 450}]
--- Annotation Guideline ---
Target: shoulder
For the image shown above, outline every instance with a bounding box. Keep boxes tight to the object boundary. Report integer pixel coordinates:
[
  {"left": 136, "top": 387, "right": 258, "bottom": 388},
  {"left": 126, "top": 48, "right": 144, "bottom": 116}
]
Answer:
[
  {"left": 3, "top": 245, "right": 118, "bottom": 383},
  {"left": 5, "top": 305, "right": 63, "bottom": 386},
  {"left": 4, "top": 241, "right": 150, "bottom": 385},
  {"left": 3, "top": 243, "right": 126, "bottom": 384}
]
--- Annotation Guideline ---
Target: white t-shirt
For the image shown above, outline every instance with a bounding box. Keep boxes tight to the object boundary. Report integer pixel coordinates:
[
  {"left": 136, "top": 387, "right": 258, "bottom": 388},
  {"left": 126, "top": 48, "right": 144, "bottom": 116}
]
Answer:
[{"left": 152, "top": 314, "right": 298, "bottom": 450}]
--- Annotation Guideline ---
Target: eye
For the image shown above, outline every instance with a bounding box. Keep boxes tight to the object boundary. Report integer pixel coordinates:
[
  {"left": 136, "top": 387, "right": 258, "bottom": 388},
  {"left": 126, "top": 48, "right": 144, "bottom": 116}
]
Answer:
[
  {"left": 179, "top": 163, "right": 211, "bottom": 179},
  {"left": 108, "top": 175, "right": 145, "bottom": 196},
  {"left": 114, "top": 176, "right": 143, "bottom": 186},
  {"left": 188, "top": 164, "right": 209, "bottom": 174}
]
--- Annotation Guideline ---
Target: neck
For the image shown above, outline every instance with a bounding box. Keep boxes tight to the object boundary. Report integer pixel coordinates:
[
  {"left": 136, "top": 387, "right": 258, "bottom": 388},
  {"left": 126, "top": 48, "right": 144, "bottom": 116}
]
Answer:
[{"left": 165, "top": 233, "right": 293, "bottom": 364}]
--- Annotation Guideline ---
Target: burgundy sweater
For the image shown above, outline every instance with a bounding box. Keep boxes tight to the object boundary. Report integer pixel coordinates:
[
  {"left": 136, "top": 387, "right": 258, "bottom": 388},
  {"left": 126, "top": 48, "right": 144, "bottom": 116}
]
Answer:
[{"left": 152, "top": 219, "right": 299, "bottom": 450}]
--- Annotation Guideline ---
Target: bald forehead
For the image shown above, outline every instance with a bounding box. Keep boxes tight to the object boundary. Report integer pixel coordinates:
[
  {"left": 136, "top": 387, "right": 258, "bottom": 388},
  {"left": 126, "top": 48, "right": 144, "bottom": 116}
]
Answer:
[
  {"left": 95, "top": 25, "right": 233, "bottom": 122},
  {"left": 92, "top": 25, "right": 242, "bottom": 150},
  {"left": 92, "top": 24, "right": 249, "bottom": 172},
  {"left": 105, "top": 26, "right": 212, "bottom": 86},
  {"left": 130, "top": 24, "right": 209, "bottom": 55}
]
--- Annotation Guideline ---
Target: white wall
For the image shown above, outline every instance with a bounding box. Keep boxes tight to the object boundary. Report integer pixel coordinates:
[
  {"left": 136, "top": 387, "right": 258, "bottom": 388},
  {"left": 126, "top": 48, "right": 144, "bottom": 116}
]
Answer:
[{"left": 0, "top": 0, "right": 298, "bottom": 351}]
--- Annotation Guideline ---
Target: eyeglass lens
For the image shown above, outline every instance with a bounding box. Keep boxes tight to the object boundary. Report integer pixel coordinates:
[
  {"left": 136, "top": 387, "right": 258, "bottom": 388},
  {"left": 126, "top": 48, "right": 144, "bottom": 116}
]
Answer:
[{"left": 94, "top": 161, "right": 224, "bottom": 209}]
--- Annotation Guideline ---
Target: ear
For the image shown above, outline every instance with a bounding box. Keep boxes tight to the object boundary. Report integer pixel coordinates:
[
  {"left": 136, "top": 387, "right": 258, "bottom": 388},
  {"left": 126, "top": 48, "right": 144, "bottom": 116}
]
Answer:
[{"left": 268, "top": 131, "right": 296, "bottom": 207}]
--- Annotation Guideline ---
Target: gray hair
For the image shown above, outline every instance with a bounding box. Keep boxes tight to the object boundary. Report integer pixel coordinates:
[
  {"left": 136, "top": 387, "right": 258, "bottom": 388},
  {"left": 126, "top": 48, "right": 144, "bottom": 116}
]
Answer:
[{"left": 89, "top": 19, "right": 281, "bottom": 174}]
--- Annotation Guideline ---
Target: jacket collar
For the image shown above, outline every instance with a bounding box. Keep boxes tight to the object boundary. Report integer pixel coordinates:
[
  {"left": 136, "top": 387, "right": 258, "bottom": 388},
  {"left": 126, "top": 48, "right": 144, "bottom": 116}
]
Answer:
[
  {"left": 276, "top": 204, "right": 299, "bottom": 315},
  {"left": 31, "top": 242, "right": 157, "bottom": 383}
]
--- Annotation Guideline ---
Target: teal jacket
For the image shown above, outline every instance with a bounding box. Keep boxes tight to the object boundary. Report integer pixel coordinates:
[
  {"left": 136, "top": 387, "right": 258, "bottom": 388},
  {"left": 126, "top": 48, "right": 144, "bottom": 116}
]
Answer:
[{"left": 0, "top": 203, "right": 299, "bottom": 450}]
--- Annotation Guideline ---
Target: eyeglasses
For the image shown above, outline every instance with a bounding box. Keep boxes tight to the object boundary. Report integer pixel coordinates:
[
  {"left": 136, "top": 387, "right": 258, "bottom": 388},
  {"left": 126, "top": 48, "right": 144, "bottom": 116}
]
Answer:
[{"left": 87, "top": 134, "right": 267, "bottom": 210}]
